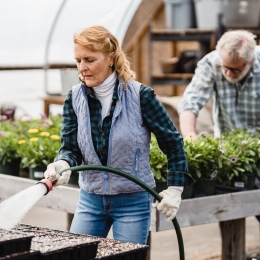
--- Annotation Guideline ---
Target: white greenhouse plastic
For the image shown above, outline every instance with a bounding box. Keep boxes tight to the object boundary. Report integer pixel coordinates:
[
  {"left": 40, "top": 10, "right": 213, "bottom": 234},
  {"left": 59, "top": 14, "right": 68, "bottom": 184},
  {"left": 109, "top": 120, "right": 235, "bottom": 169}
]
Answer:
[
  {"left": 0, "top": 0, "right": 142, "bottom": 117},
  {"left": 0, "top": 0, "right": 141, "bottom": 66}
]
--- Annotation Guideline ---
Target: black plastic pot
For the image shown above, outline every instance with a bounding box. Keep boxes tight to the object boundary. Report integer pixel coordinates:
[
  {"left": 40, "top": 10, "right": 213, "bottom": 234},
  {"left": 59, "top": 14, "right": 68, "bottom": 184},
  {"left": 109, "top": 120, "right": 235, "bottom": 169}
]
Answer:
[
  {"left": 155, "top": 181, "right": 167, "bottom": 194},
  {"left": 245, "top": 174, "right": 256, "bottom": 190},
  {"left": 0, "top": 158, "right": 21, "bottom": 176},
  {"left": 195, "top": 178, "right": 216, "bottom": 196},
  {"left": 182, "top": 183, "right": 194, "bottom": 199},
  {"left": 29, "top": 166, "right": 45, "bottom": 181}
]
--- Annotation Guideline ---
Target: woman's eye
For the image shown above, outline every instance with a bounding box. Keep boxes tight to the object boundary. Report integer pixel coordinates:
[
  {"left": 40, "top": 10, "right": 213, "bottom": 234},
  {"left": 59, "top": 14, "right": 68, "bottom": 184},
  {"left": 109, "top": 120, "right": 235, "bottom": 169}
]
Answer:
[{"left": 75, "top": 60, "right": 81, "bottom": 64}]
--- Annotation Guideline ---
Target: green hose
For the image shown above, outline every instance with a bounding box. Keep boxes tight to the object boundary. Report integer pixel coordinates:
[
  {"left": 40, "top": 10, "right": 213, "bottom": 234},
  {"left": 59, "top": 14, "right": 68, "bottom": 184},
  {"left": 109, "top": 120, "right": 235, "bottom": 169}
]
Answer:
[{"left": 58, "top": 164, "right": 185, "bottom": 260}]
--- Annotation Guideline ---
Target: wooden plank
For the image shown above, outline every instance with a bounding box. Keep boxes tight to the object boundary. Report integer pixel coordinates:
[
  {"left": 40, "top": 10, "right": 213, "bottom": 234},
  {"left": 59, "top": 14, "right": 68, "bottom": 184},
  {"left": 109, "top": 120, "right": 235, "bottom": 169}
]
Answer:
[
  {"left": 0, "top": 174, "right": 79, "bottom": 214},
  {"left": 1, "top": 174, "right": 260, "bottom": 232},
  {"left": 151, "top": 190, "right": 260, "bottom": 231}
]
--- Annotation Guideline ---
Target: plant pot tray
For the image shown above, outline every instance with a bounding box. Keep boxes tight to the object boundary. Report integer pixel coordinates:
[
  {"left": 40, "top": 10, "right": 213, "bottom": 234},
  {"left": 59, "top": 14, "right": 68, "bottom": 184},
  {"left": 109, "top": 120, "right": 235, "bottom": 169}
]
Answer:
[
  {"left": 13, "top": 224, "right": 100, "bottom": 260},
  {"left": 94, "top": 237, "right": 148, "bottom": 260},
  {"left": 0, "top": 229, "right": 34, "bottom": 257}
]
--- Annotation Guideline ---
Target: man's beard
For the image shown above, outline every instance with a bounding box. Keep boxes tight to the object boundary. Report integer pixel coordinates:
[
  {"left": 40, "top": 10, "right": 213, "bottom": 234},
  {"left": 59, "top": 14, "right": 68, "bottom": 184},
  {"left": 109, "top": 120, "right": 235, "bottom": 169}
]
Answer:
[{"left": 222, "top": 63, "right": 252, "bottom": 84}]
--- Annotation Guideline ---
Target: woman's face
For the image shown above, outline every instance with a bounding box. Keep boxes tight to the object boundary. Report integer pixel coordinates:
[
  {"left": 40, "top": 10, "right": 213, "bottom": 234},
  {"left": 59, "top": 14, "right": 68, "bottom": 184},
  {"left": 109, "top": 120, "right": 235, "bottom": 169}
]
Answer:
[{"left": 74, "top": 43, "right": 113, "bottom": 87}]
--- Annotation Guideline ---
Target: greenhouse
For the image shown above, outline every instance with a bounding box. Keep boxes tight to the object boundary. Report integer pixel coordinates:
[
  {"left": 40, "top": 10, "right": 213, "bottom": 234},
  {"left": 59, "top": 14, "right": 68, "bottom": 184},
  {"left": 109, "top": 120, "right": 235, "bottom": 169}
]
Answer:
[{"left": 0, "top": 1, "right": 260, "bottom": 259}]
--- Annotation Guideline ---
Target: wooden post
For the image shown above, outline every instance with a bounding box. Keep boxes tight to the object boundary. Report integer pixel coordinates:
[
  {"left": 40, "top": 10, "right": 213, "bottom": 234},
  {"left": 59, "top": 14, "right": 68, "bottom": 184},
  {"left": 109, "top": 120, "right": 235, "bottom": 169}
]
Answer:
[{"left": 219, "top": 218, "right": 245, "bottom": 260}]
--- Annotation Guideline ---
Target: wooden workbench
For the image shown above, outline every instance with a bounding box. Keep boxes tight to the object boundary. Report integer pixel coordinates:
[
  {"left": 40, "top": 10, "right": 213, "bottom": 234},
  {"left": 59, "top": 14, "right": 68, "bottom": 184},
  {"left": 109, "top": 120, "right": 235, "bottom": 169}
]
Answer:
[{"left": 0, "top": 174, "right": 259, "bottom": 259}]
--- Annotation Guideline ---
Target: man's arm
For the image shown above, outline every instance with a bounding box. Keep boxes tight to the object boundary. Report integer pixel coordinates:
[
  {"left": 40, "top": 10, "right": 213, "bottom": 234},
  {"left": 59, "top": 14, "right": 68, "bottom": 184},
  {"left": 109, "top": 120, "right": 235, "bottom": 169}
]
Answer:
[{"left": 179, "top": 110, "right": 197, "bottom": 140}]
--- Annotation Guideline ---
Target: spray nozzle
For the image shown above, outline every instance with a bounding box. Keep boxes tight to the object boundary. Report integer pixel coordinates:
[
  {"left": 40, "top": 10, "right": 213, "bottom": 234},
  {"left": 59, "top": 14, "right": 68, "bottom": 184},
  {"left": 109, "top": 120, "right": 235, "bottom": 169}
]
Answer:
[{"left": 36, "top": 176, "right": 58, "bottom": 195}]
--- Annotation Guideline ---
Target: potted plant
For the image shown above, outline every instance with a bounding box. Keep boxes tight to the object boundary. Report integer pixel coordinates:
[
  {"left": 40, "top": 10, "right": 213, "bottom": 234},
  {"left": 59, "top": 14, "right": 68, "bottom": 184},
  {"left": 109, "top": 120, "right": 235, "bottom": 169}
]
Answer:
[
  {"left": 217, "top": 129, "right": 260, "bottom": 191},
  {"left": 149, "top": 134, "right": 167, "bottom": 193},
  {"left": 184, "top": 133, "right": 219, "bottom": 196},
  {"left": 149, "top": 134, "right": 194, "bottom": 198},
  {"left": 17, "top": 115, "right": 62, "bottom": 180},
  {"left": 0, "top": 118, "right": 22, "bottom": 176},
  {"left": 184, "top": 129, "right": 260, "bottom": 194}
]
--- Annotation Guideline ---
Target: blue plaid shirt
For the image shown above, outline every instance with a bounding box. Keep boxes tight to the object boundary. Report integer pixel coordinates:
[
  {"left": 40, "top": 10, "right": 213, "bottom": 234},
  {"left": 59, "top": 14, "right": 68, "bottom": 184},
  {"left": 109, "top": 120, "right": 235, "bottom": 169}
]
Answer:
[
  {"left": 56, "top": 83, "right": 193, "bottom": 187},
  {"left": 178, "top": 46, "right": 260, "bottom": 137}
]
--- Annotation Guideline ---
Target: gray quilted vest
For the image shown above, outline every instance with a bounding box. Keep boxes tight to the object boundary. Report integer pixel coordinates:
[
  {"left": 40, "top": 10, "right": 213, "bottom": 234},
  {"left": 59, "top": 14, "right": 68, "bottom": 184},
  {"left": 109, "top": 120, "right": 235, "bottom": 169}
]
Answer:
[{"left": 72, "top": 80, "right": 155, "bottom": 195}]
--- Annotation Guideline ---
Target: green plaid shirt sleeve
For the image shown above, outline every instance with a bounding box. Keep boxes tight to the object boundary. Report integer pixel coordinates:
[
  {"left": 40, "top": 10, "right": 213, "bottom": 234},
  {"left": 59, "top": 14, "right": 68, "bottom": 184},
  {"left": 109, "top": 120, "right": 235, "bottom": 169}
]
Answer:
[
  {"left": 55, "top": 90, "right": 83, "bottom": 166},
  {"left": 140, "top": 85, "right": 193, "bottom": 187}
]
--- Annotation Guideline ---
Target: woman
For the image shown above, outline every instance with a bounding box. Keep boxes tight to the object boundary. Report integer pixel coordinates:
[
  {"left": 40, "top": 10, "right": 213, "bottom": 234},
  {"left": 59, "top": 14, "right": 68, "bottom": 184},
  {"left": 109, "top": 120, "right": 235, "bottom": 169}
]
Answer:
[{"left": 44, "top": 25, "right": 193, "bottom": 245}]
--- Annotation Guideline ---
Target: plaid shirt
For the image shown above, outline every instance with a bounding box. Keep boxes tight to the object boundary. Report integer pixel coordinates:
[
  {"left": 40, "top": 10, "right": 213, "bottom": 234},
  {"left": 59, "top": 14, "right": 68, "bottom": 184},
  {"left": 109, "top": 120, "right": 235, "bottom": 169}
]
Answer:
[
  {"left": 178, "top": 46, "right": 260, "bottom": 137},
  {"left": 56, "top": 83, "right": 192, "bottom": 187}
]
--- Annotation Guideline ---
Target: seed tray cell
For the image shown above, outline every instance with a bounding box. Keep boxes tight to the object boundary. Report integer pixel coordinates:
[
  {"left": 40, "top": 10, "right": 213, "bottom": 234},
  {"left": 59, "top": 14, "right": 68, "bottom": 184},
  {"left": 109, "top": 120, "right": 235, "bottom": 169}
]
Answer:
[
  {"left": 0, "top": 230, "right": 33, "bottom": 257},
  {"left": 95, "top": 238, "right": 148, "bottom": 260}
]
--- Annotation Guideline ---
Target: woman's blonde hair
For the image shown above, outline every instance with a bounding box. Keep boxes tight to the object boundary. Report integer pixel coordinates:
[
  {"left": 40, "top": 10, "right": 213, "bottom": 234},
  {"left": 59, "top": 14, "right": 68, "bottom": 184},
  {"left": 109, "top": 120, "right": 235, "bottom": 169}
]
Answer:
[{"left": 74, "top": 25, "right": 136, "bottom": 83}]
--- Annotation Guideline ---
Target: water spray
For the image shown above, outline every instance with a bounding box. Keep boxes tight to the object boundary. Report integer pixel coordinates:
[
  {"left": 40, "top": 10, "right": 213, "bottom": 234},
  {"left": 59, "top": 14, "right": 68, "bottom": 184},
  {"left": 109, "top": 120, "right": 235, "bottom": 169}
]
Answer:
[{"left": 37, "top": 164, "right": 186, "bottom": 260}]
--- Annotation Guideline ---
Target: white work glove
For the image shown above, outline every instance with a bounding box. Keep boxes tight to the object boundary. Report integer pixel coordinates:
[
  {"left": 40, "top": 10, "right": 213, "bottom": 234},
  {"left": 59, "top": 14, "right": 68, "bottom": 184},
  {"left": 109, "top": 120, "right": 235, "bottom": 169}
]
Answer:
[
  {"left": 44, "top": 160, "right": 71, "bottom": 186},
  {"left": 153, "top": 187, "right": 182, "bottom": 221}
]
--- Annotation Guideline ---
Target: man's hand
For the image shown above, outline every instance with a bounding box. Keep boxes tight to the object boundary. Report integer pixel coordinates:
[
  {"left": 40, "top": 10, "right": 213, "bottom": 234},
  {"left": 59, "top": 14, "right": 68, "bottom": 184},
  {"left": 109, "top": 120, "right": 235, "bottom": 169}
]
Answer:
[
  {"left": 184, "top": 132, "right": 197, "bottom": 141},
  {"left": 44, "top": 160, "right": 71, "bottom": 186},
  {"left": 153, "top": 187, "right": 182, "bottom": 221}
]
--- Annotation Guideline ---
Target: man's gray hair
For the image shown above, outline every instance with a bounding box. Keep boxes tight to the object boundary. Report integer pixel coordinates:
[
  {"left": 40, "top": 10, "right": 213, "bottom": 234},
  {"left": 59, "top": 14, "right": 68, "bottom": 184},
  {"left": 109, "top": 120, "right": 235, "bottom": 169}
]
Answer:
[{"left": 216, "top": 30, "right": 256, "bottom": 62}]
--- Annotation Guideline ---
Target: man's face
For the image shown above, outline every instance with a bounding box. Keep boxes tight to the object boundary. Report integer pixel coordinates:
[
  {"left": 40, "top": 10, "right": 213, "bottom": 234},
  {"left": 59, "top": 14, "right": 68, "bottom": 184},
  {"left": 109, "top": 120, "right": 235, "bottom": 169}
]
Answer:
[{"left": 220, "top": 54, "right": 252, "bottom": 83}]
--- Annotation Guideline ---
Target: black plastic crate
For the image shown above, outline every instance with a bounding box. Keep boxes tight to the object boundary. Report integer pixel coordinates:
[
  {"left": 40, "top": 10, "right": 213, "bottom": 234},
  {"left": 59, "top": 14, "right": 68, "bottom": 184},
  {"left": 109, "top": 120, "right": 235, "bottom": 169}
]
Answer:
[
  {"left": 95, "top": 238, "right": 148, "bottom": 260},
  {"left": 0, "top": 229, "right": 34, "bottom": 257}
]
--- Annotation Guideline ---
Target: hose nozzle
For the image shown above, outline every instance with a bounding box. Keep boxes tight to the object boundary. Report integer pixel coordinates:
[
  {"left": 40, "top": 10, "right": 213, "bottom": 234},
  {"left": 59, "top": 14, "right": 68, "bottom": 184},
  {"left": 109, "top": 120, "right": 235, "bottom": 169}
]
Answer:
[{"left": 36, "top": 176, "right": 58, "bottom": 195}]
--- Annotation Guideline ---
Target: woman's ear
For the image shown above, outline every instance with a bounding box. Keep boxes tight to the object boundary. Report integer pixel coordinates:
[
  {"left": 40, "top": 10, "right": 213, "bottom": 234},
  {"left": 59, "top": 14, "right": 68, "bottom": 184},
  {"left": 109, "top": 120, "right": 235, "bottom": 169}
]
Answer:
[{"left": 109, "top": 52, "right": 115, "bottom": 65}]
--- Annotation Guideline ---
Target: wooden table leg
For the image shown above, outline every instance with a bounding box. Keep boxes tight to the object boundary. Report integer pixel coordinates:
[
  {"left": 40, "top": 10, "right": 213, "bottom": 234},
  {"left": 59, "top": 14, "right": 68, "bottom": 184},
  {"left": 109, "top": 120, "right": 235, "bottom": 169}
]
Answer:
[{"left": 219, "top": 218, "right": 245, "bottom": 260}]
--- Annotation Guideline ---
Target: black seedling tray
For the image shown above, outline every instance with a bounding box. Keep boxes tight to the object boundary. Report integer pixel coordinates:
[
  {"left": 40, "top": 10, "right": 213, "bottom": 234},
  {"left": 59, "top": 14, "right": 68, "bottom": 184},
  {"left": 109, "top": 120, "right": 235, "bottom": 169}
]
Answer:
[
  {"left": 0, "top": 250, "right": 40, "bottom": 260},
  {"left": 13, "top": 224, "right": 100, "bottom": 260},
  {"left": 31, "top": 240, "right": 99, "bottom": 260},
  {"left": 95, "top": 238, "right": 149, "bottom": 260},
  {"left": 0, "top": 229, "right": 33, "bottom": 257}
]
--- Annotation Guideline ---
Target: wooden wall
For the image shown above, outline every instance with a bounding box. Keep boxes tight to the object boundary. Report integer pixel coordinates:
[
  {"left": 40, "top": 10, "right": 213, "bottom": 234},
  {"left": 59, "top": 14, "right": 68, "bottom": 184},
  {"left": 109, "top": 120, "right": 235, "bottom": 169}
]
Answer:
[{"left": 122, "top": 0, "right": 199, "bottom": 97}]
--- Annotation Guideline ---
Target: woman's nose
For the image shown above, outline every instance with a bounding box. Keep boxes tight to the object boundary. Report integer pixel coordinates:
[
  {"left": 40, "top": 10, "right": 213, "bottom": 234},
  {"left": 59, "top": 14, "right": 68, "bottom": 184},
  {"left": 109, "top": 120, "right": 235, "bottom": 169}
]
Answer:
[{"left": 78, "top": 61, "right": 88, "bottom": 72}]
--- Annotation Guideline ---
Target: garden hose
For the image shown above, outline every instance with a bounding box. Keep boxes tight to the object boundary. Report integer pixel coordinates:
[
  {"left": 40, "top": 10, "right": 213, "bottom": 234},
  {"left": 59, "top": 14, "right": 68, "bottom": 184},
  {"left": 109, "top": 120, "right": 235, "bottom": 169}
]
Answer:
[{"left": 58, "top": 164, "right": 185, "bottom": 260}]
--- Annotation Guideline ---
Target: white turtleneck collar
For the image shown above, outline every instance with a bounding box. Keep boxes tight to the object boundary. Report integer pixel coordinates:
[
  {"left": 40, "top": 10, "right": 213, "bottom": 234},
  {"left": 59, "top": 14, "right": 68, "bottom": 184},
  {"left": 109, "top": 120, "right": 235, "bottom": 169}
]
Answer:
[{"left": 93, "top": 71, "right": 117, "bottom": 121}]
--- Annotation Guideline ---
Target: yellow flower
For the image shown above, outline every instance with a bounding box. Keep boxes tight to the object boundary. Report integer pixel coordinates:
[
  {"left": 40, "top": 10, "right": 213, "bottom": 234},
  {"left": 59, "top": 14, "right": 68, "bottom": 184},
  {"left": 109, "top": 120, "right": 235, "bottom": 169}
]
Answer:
[
  {"left": 18, "top": 140, "right": 26, "bottom": 144},
  {"left": 40, "top": 132, "right": 50, "bottom": 137},
  {"left": 50, "top": 135, "right": 60, "bottom": 140},
  {"left": 29, "top": 137, "right": 39, "bottom": 142},
  {"left": 28, "top": 129, "right": 39, "bottom": 134}
]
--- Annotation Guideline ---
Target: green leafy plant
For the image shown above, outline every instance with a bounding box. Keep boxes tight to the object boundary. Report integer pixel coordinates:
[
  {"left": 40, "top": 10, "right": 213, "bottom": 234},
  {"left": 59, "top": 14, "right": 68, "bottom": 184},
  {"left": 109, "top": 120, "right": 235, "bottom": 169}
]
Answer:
[
  {"left": 149, "top": 134, "right": 167, "bottom": 181},
  {"left": 217, "top": 129, "right": 260, "bottom": 186},
  {"left": 150, "top": 129, "right": 260, "bottom": 187},
  {"left": 184, "top": 133, "right": 219, "bottom": 182},
  {"left": 0, "top": 120, "right": 22, "bottom": 164},
  {"left": 17, "top": 115, "right": 62, "bottom": 169}
]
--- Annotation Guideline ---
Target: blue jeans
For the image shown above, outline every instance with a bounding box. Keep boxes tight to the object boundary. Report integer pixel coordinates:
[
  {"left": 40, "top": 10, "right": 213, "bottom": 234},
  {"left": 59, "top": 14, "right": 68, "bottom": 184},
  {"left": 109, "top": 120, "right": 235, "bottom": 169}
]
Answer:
[{"left": 70, "top": 189, "right": 153, "bottom": 245}]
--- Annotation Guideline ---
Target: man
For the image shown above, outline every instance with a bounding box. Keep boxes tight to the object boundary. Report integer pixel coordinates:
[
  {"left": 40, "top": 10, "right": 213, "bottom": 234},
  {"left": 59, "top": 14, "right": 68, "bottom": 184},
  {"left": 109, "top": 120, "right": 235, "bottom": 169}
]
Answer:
[{"left": 178, "top": 30, "right": 260, "bottom": 139}]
